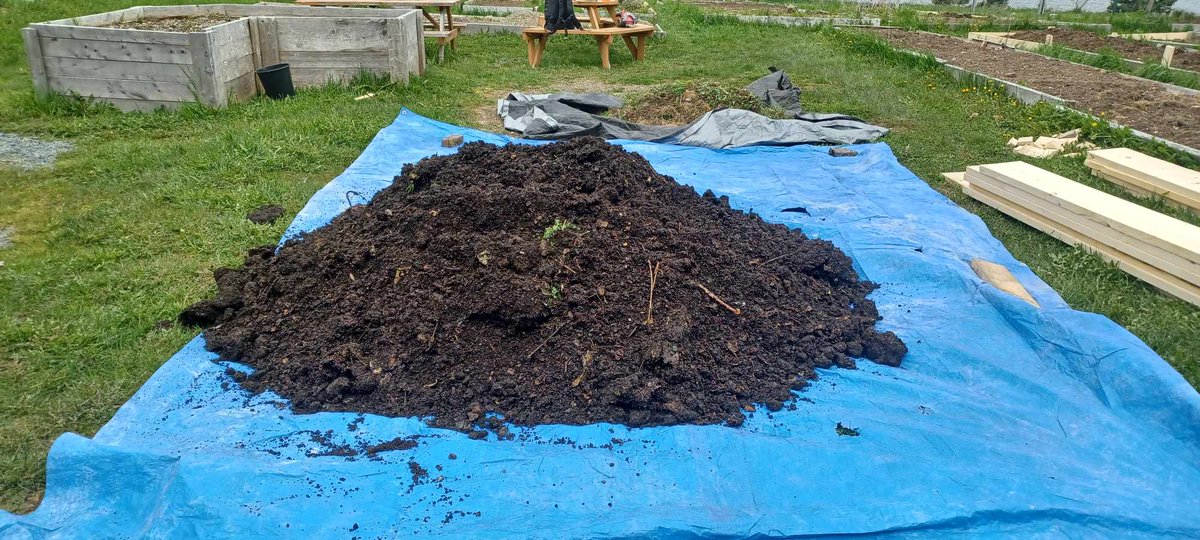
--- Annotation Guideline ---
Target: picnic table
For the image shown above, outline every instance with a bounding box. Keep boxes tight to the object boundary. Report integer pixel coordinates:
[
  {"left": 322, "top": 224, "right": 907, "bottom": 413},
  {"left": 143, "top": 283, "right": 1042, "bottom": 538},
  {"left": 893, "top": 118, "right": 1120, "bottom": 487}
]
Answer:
[
  {"left": 295, "top": 0, "right": 462, "bottom": 62},
  {"left": 522, "top": 0, "right": 654, "bottom": 69}
]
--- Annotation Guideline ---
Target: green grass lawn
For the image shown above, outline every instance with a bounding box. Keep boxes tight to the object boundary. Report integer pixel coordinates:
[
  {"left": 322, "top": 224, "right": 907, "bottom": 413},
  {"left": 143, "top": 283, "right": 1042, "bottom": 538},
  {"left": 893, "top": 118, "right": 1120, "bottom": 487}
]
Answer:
[{"left": 2, "top": 0, "right": 1198, "bottom": 513}]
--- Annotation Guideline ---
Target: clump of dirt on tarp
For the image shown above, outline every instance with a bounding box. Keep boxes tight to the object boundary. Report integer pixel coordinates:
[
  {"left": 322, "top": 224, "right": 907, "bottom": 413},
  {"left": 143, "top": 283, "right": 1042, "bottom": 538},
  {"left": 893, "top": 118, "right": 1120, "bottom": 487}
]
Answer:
[{"left": 181, "top": 137, "right": 905, "bottom": 431}]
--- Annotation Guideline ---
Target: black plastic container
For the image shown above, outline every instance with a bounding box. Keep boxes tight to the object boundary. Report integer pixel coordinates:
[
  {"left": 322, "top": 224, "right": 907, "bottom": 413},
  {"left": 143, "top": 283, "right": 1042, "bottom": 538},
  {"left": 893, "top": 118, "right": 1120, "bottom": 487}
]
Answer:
[{"left": 255, "top": 63, "right": 295, "bottom": 100}]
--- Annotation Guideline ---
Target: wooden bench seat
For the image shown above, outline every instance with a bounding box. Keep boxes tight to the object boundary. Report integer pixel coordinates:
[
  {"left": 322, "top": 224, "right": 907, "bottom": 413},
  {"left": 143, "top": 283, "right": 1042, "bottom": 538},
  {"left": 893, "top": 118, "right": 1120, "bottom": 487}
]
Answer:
[{"left": 521, "top": 24, "right": 654, "bottom": 69}]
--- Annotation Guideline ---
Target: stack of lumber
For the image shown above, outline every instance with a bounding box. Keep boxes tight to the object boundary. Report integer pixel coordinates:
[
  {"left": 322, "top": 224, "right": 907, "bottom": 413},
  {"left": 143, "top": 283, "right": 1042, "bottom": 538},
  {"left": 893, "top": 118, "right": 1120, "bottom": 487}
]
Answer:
[
  {"left": 1085, "top": 148, "right": 1200, "bottom": 214},
  {"left": 961, "top": 161, "right": 1200, "bottom": 307}
]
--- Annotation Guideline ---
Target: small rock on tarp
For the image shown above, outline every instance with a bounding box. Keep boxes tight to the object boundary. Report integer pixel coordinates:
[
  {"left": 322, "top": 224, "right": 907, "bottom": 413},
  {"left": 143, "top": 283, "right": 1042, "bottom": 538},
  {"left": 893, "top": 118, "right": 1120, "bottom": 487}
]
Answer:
[
  {"left": 829, "top": 147, "right": 858, "bottom": 157},
  {"left": 247, "top": 205, "right": 284, "bottom": 225},
  {"left": 442, "top": 134, "right": 464, "bottom": 147}
]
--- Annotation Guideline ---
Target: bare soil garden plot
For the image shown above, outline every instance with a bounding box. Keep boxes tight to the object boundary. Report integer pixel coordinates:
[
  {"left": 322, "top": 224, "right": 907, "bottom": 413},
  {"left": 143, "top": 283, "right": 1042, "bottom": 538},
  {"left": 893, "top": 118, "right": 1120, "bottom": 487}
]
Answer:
[
  {"left": 105, "top": 14, "right": 238, "bottom": 32},
  {"left": 182, "top": 138, "right": 906, "bottom": 433},
  {"left": 1009, "top": 28, "right": 1200, "bottom": 72},
  {"left": 872, "top": 29, "right": 1200, "bottom": 151}
]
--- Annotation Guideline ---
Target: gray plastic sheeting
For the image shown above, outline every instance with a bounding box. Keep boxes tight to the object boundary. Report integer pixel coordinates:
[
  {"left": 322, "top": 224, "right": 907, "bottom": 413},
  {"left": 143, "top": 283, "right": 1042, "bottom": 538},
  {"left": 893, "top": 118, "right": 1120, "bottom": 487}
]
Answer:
[{"left": 497, "top": 71, "right": 888, "bottom": 148}]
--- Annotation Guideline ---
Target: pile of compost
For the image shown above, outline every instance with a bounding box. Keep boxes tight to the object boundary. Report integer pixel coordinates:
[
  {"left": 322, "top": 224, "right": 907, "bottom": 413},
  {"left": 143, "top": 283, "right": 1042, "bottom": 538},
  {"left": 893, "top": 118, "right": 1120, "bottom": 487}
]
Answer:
[{"left": 182, "top": 138, "right": 905, "bottom": 431}]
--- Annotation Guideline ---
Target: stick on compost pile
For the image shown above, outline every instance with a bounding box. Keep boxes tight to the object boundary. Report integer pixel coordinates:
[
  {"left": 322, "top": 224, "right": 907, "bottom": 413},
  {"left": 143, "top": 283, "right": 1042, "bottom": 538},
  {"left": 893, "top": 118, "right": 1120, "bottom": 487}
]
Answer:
[{"left": 182, "top": 138, "right": 906, "bottom": 431}]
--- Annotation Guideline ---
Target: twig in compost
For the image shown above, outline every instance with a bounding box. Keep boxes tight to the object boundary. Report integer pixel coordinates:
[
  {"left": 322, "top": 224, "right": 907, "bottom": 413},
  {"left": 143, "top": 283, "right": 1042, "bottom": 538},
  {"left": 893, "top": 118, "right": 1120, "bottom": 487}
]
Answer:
[
  {"left": 526, "top": 321, "right": 567, "bottom": 360},
  {"left": 644, "top": 260, "right": 661, "bottom": 325},
  {"left": 754, "top": 248, "right": 802, "bottom": 266},
  {"left": 692, "top": 281, "right": 742, "bottom": 315},
  {"left": 424, "top": 319, "right": 440, "bottom": 353}
]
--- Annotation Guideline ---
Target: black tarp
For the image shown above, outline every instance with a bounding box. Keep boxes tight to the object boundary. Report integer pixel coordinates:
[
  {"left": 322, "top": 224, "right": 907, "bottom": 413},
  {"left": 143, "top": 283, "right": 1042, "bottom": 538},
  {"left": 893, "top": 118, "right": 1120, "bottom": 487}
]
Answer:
[{"left": 497, "top": 71, "right": 889, "bottom": 148}]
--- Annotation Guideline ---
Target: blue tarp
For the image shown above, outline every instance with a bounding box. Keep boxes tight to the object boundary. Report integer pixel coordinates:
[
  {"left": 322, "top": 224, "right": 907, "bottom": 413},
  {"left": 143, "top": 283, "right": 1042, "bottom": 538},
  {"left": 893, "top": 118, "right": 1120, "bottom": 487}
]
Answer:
[{"left": 3, "top": 109, "right": 1199, "bottom": 539}]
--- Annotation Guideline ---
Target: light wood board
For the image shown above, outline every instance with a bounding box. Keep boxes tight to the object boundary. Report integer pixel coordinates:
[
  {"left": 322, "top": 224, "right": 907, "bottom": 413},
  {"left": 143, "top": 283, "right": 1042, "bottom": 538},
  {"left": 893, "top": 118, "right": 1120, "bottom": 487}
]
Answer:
[
  {"left": 962, "top": 182, "right": 1200, "bottom": 307},
  {"left": 967, "top": 168, "right": 1200, "bottom": 287},
  {"left": 1086, "top": 148, "right": 1200, "bottom": 206},
  {"left": 978, "top": 162, "right": 1200, "bottom": 266}
]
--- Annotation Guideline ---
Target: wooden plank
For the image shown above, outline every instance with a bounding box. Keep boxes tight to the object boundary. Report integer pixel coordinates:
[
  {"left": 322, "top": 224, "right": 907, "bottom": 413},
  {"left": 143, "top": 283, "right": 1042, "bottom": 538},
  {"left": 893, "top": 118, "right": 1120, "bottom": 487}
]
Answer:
[
  {"left": 521, "top": 24, "right": 655, "bottom": 36},
  {"left": 970, "top": 166, "right": 1200, "bottom": 280},
  {"left": 969, "top": 259, "right": 1039, "bottom": 307},
  {"left": 1090, "top": 167, "right": 1170, "bottom": 200},
  {"left": 225, "top": 70, "right": 257, "bottom": 102},
  {"left": 189, "top": 31, "right": 222, "bottom": 107},
  {"left": 30, "top": 24, "right": 190, "bottom": 46},
  {"left": 228, "top": 5, "right": 414, "bottom": 18},
  {"left": 39, "top": 36, "right": 192, "bottom": 64},
  {"left": 1086, "top": 148, "right": 1200, "bottom": 203},
  {"left": 22, "top": 28, "right": 50, "bottom": 96},
  {"left": 103, "top": 97, "right": 182, "bottom": 112},
  {"left": 1088, "top": 165, "right": 1200, "bottom": 213},
  {"left": 288, "top": 67, "right": 367, "bottom": 86},
  {"left": 1116, "top": 31, "right": 1193, "bottom": 40},
  {"left": 256, "top": 17, "right": 281, "bottom": 67},
  {"left": 278, "top": 50, "right": 389, "bottom": 69},
  {"left": 136, "top": 5, "right": 209, "bottom": 18},
  {"left": 55, "top": 7, "right": 145, "bottom": 27},
  {"left": 1087, "top": 158, "right": 1200, "bottom": 205},
  {"left": 387, "top": 17, "right": 409, "bottom": 84},
  {"left": 221, "top": 53, "right": 256, "bottom": 83},
  {"left": 963, "top": 182, "right": 1200, "bottom": 307},
  {"left": 210, "top": 18, "right": 252, "bottom": 51},
  {"left": 247, "top": 15, "right": 264, "bottom": 94},
  {"left": 978, "top": 162, "right": 1200, "bottom": 265},
  {"left": 414, "top": 11, "right": 426, "bottom": 75},
  {"left": 941, "top": 171, "right": 967, "bottom": 188},
  {"left": 274, "top": 17, "right": 391, "bottom": 52},
  {"left": 42, "top": 56, "right": 194, "bottom": 83},
  {"left": 297, "top": 0, "right": 461, "bottom": 7},
  {"left": 210, "top": 20, "right": 254, "bottom": 86},
  {"left": 46, "top": 76, "right": 194, "bottom": 101},
  {"left": 968, "top": 168, "right": 1200, "bottom": 287}
]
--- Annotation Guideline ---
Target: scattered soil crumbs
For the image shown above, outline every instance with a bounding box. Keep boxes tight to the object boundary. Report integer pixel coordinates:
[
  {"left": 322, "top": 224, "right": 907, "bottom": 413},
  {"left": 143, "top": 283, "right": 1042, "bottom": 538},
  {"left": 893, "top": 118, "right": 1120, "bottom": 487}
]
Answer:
[
  {"left": 616, "top": 82, "right": 788, "bottom": 125},
  {"left": 1009, "top": 28, "right": 1200, "bottom": 72},
  {"left": 182, "top": 137, "right": 905, "bottom": 431},
  {"left": 106, "top": 15, "right": 239, "bottom": 32},
  {"left": 366, "top": 437, "right": 419, "bottom": 456},
  {"left": 871, "top": 29, "right": 1200, "bottom": 150}
]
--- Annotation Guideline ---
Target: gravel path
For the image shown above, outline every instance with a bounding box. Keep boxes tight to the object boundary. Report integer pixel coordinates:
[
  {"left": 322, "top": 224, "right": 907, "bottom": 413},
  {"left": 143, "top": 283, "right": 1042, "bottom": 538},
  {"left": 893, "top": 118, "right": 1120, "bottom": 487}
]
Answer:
[
  {"left": 0, "top": 133, "right": 73, "bottom": 170},
  {"left": 871, "top": 30, "right": 1200, "bottom": 151}
]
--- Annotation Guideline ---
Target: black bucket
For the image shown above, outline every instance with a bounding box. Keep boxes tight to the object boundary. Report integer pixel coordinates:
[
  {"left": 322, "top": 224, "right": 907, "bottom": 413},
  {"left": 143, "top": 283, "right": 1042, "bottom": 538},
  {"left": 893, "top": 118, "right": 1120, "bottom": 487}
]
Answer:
[{"left": 255, "top": 63, "right": 295, "bottom": 100}]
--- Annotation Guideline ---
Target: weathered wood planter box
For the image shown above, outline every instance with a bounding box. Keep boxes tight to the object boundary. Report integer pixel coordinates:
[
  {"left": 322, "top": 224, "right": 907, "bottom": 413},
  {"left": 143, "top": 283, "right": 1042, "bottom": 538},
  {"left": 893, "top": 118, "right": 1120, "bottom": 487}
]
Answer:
[{"left": 22, "top": 4, "right": 425, "bottom": 111}]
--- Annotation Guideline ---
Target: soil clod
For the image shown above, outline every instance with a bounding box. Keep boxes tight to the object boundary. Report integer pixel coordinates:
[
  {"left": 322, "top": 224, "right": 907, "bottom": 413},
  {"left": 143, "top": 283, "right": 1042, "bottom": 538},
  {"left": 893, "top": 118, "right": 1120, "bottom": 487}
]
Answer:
[
  {"left": 184, "top": 137, "right": 906, "bottom": 431},
  {"left": 247, "top": 204, "right": 285, "bottom": 225}
]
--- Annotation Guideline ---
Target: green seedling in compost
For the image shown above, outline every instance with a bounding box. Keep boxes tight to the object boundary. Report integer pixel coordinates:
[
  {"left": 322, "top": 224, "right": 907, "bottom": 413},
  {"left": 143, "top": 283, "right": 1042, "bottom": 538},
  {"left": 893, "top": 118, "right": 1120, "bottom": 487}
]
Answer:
[
  {"left": 541, "top": 218, "right": 577, "bottom": 243},
  {"left": 544, "top": 283, "right": 563, "bottom": 304}
]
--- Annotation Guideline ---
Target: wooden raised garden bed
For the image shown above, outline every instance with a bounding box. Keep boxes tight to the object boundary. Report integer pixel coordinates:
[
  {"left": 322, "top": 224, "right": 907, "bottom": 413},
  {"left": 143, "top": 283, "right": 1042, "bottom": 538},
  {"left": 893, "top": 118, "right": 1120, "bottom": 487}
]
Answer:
[{"left": 22, "top": 4, "right": 425, "bottom": 111}]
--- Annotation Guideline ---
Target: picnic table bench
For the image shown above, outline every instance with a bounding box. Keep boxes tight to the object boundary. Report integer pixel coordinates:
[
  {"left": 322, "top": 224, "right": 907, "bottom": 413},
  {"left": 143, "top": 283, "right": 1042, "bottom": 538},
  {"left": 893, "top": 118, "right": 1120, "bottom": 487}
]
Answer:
[
  {"left": 522, "top": 0, "right": 653, "bottom": 69},
  {"left": 295, "top": 0, "right": 462, "bottom": 62}
]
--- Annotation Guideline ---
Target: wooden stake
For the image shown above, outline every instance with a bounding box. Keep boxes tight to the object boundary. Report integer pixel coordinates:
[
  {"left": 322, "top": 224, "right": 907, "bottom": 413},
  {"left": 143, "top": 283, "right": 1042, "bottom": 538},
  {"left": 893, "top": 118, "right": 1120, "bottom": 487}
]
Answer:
[
  {"left": 644, "top": 260, "right": 660, "bottom": 325},
  {"left": 1163, "top": 45, "right": 1176, "bottom": 68},
  {"left": 1045, "top": 34, "right": 1054, "bottom": 46},
  {"left": 692, "top": 281, "right": 742, "bottom": 316}
]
